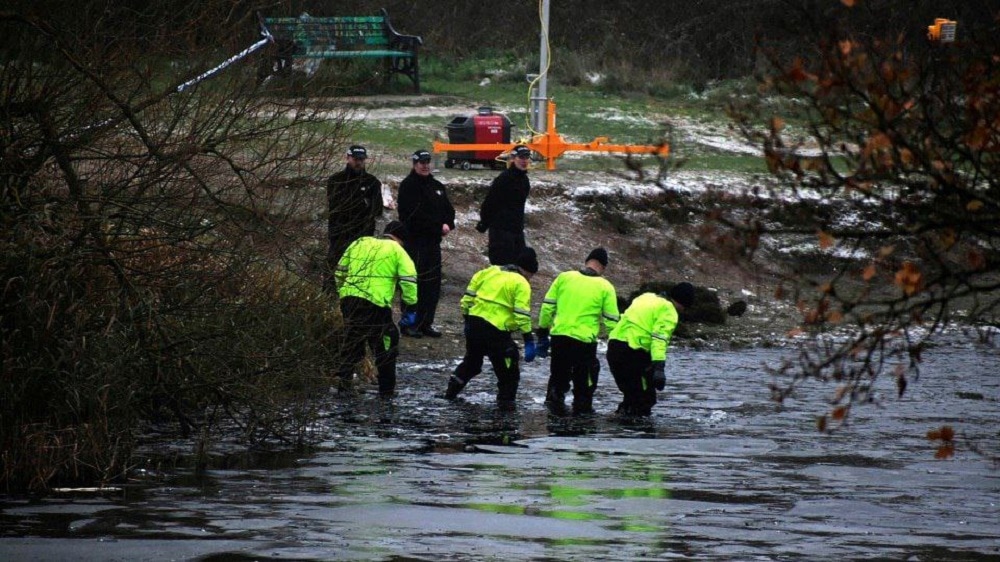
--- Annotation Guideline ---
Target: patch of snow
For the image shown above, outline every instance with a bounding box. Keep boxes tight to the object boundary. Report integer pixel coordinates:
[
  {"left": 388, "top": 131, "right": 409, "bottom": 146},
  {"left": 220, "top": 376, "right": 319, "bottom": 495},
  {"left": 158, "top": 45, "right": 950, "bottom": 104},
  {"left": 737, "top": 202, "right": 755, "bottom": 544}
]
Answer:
[
  {"left": 590, "top": 109, "right": 658, "bottom": 126},
  {"left": 345, "top": 104, "right": 522, "bottom": 121},
  {"left": 828, "top": 245, "right": 871, "bottom": 260}
]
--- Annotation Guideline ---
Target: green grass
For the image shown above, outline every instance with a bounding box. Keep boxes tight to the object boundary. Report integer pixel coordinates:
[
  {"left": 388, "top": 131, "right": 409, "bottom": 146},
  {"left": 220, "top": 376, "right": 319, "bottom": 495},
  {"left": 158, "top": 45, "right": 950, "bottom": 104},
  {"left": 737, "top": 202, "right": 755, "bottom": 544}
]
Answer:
[
  {"left": 679, "top": 154, "right": 769, "bottom": 173},
  {"left": 337, "top": 53, "right": 769, "bottom": 174}
]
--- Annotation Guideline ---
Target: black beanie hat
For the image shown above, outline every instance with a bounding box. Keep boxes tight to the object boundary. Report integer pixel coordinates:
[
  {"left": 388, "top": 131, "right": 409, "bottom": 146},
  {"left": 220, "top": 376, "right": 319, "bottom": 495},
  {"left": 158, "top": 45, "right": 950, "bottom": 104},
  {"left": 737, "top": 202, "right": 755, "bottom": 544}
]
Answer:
[
  {"left": 668, "top": 282, "right": 695, "bottom": 309},
  {"left": 585, "top": 247, "right": 609, "bottom": 267},
  {"left": 515, "top": 247, "right": 539, "bottom": 274},
  {"left": 383, "top": 220, "right": 409, "bottom": 241}
]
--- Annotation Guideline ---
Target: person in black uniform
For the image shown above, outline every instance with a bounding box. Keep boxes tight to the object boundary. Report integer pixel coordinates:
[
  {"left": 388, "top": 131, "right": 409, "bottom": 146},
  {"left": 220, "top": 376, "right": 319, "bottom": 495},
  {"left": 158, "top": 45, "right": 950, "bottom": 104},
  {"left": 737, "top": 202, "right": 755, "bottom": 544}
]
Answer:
[
  {"left": 476, "top": 144, "right": 532, "bottom": 266},
  {"left": 397, "top": 149, "right": 456, "bottom": 338},
  {"left": 325, "top": 144, "right": 384, "bottom": 290}
]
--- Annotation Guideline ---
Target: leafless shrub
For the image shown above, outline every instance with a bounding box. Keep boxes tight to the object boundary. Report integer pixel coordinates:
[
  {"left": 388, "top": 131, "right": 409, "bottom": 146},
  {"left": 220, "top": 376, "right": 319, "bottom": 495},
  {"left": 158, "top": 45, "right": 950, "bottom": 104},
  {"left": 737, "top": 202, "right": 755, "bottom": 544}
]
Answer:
[{"left": 1, "top": 2, "right": 358, "bottom": 492}]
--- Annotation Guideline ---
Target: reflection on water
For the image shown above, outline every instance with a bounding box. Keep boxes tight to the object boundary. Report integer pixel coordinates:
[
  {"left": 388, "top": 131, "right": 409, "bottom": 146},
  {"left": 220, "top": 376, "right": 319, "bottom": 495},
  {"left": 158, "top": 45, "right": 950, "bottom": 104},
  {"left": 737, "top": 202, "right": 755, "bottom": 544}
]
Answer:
[{"left": 1, "top": 343, "right": 998, "bottom": 561}]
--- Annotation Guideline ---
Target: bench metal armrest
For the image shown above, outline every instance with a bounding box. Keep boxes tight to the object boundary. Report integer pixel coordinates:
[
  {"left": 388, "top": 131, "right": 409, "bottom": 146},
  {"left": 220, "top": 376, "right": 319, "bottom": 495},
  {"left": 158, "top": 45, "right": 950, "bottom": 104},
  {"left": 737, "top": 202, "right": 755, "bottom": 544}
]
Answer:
[{"left": 381, "top": 8, "right": 423, "bottom": 50}]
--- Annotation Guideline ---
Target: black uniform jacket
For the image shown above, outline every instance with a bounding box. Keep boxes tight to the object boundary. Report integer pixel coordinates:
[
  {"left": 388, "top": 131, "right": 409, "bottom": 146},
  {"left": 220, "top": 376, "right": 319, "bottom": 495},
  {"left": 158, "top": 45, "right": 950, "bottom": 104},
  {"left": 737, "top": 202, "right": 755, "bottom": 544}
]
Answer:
[
  {"left": 327, "top": 166, "right": 384, "bottom": 241},
  {"left": 397, "top": 170, "right": 456, "bottom": 242},
  {"left": 478, "top": 166, "right": 530, "bottom": 233}
]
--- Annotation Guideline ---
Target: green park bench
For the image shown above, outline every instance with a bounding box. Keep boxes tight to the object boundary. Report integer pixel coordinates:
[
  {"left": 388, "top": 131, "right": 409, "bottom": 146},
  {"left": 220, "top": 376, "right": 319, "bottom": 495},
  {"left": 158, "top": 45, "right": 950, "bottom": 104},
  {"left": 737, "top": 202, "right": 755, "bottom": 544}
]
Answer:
[{"left": 258, "top": 9, "right": 423, "bottom": 92}]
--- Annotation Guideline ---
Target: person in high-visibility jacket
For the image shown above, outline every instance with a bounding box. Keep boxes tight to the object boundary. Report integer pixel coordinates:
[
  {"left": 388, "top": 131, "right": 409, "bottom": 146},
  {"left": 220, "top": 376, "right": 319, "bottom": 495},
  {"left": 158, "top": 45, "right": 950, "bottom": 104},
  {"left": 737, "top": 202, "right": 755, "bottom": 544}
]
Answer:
[
  {"left": 607, "top": 282, "right": 695, "bottom": 416},
  {"left": 536, "top": 247, "right": 620, "bottom": 415},
  {"left": 445, "top": 247, "right": 539, "bottom": 409},
  {"left": 335, "top": 220, "right": 418, "bottom": 397}
]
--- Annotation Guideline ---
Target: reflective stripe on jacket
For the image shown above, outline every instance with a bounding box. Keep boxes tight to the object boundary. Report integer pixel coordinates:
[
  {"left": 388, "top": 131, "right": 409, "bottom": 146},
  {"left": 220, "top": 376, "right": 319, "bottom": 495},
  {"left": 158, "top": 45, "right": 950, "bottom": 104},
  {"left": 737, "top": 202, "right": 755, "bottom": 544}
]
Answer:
[
  {"left": 608, "top": 292, "right": 678, "bottom": 362},
  {"left": 538, "top": 268, "right": 619, "bottom": 343},
  {"left": 461, "top": 265, "right": 532, "bottom": 335},
  {"left": 336, "top": 236, "right": 417, "bottom": 308}
]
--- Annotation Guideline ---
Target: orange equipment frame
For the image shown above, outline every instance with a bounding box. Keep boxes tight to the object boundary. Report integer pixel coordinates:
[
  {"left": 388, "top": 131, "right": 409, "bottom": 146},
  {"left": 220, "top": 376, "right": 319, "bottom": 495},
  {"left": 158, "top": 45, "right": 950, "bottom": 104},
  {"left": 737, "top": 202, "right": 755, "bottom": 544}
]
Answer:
[{"left": 432, "top": 99, "right": 670, "bottom": 170}]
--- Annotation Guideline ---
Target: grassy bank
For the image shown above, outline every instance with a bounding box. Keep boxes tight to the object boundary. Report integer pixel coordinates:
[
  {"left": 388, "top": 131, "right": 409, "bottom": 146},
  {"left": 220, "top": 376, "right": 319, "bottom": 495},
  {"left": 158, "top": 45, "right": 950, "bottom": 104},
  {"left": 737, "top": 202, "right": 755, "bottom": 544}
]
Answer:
[{"left": 298, "top": 52, "right": 771, "bottom": 175}]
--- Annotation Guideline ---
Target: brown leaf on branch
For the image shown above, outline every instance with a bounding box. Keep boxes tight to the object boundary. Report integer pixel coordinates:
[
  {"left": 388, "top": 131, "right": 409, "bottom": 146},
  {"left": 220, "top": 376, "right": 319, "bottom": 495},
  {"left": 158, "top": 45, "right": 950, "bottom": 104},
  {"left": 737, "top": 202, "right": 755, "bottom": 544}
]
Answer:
[
  {"left": 786, "top": 58, "right": 816, "bottom": 83},
  {"left": 818, "top": 230, "right": 835, "bottom": 249},
  {"left": 965, "top": 124, "right": 990, "bottom": 150},
  {"left": 894, "top": 262, "right": 923, "bottom": 296},
  {"left": 862, "top": 132, "right": 892, "bottom": 160},
  {"left": 934, "top": 444, "right": 955, "bottom": 460},
  {"left": 968, "top": 250, "right": 986, "bottom": 271},
  {"left": 862, "top": 263, "right": 877, "bottom": 281},
  {"left": 926, "top": 425, "right": 955, "bottom": 441}
]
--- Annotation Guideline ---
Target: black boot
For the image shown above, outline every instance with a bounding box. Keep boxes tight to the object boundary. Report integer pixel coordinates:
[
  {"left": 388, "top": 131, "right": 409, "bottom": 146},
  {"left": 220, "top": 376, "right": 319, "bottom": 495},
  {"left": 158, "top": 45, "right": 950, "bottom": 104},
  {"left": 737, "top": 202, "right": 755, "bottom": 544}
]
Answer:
[
  {"left": 400, "top": 322, "right": 423, "bottom": 338},
  {"left": 496, "top": 379, "right": 518, "bottom": 410},
  {"left": 572, "top": 387, "right": 595, "bottom": 415},
  {"left": 497, "top": 397, "right": 517, "bottom": 412},
  {"left": 572, "top": 399, "right": 595, "bottom": 416},
  {"left": 445, "top": 375, "right": 466, "bottom": 399},
  {"left": 545, "top": 387, "right": 567, "bottom": 415}
]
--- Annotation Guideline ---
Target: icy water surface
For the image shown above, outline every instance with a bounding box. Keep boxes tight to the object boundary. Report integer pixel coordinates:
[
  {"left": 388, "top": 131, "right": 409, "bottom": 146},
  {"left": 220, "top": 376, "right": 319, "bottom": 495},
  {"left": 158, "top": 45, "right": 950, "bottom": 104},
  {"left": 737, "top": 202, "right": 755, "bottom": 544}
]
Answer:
[{"left": 2, "top": 343, "right": 998, "bottom": 561}]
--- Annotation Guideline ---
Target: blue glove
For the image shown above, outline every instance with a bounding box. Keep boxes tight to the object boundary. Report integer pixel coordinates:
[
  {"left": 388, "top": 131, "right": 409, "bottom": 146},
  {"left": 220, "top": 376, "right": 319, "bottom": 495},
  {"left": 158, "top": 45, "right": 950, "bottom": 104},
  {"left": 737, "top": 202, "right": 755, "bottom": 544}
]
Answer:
[
  {"left": 536, "top": 332, "right": 550, "bottom": 358},
  {"left": 400, "top": 311, "right": 417, "bottom": 328},
  {"left": 524, "top": 339, "right": 537, "bottom": 363}
]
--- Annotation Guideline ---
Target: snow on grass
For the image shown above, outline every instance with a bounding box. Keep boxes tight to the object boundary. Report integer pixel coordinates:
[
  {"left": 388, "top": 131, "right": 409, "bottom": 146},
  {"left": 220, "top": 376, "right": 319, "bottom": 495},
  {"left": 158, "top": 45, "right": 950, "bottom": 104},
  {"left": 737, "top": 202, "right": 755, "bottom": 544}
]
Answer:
[
  {"left": 355, "top": 104, "right": 523, "bottom": 121},
  {"left": 587, "top": 109, "right": 658, "bottom": 126}
]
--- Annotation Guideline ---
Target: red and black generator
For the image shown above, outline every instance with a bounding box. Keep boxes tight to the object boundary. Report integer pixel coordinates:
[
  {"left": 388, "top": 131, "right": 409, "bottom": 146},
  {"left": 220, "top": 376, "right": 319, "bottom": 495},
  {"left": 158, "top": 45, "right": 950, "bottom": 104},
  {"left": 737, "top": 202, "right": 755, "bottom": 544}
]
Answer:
[{"left": 443, "top": 107, "right": 513, "bottom": 170}]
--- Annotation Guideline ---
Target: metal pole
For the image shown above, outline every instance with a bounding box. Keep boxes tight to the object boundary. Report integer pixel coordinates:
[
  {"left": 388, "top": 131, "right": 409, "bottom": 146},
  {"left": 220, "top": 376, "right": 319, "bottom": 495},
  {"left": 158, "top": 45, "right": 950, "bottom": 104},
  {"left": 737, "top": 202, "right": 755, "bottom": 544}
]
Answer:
[{"left": 533, "top": 0, "right": 550, "bottom": 133}]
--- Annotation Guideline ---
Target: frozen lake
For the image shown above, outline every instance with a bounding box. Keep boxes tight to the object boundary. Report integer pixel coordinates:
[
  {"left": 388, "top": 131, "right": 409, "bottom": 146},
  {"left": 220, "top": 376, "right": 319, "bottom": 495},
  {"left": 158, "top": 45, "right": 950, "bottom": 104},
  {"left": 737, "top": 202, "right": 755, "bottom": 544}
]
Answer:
[{"left": 2, "top": 341, "right": 998, "bottom": 561}]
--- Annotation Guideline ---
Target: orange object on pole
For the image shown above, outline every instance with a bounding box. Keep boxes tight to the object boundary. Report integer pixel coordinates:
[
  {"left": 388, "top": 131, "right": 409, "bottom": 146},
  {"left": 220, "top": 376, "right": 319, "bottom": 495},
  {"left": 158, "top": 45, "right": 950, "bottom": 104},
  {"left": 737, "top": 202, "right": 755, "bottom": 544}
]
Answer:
[
  {"left": 927, "top": 18, "right": 957, "bottom": 43},
  {"left": 432, "top": 99, "right": 669, "bottom": 170}
]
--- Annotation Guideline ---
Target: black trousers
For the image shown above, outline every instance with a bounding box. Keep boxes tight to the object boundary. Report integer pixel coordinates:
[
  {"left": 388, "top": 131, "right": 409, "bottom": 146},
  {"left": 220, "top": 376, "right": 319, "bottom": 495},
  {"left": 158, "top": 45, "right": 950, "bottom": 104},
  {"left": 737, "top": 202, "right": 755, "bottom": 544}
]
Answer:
[
  {"left": 546, "top": 335, "right": 600, "bottom": 413},
  {"left": 338, "top": 296, "right": 400, "bottom": 395},
  {"left": 487, "top": 228, "right": 526, "bottom": 266},
  {"left": 404, "top": 237, "right": 442, "bottom": 329},
  {"left": 606, "top": 339, "right": 657, "bottom": 416},
  {"left": 453, "top": 316, "right": 521, "bottom": 402}
]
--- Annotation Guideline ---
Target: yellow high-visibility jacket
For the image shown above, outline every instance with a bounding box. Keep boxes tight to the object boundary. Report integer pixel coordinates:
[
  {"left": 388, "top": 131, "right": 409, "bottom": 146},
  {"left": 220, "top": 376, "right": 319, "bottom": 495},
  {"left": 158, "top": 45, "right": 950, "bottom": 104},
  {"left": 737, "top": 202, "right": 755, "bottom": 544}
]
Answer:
[
  {"left": 608, "top": 292, "right": 679, "bottom": 362},
  {"left": 461, "top": 265, "right": 532, "bottom": 335},
  {"left": 336, "top": 236, "right": 417, "bottom": 308},
  {"left": 538, "top": 269, "right": 619, "bottom": 343}
]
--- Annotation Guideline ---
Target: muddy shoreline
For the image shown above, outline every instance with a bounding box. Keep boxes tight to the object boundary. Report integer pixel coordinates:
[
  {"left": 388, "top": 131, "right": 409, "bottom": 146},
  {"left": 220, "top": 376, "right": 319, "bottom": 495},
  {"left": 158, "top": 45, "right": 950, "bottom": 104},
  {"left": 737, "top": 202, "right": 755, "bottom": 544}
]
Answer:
[{"left": 387, "top": 170, "right": 804, "bottom": 365}]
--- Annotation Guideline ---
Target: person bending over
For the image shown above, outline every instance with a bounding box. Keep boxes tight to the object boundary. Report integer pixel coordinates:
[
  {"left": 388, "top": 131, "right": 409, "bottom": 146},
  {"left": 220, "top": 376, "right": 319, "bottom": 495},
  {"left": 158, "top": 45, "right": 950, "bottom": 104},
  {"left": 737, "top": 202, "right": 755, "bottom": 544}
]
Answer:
[
  {"left": 446, "top": 248, "right": 540, "bottom": 410},
  {"left": 606, "top": 282, "right": 694, "bottom": 416}
]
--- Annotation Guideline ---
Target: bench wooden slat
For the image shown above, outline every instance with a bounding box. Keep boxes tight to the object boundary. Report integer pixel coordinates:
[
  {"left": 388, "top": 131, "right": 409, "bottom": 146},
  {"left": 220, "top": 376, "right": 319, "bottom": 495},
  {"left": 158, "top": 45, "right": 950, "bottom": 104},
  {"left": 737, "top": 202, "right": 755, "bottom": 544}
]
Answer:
[
  {"left": 264, "top": 16, "right": 385, "bottom": 25},
  {"left": 293, "top": 51, "right": 413, "bottom": 58}
]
